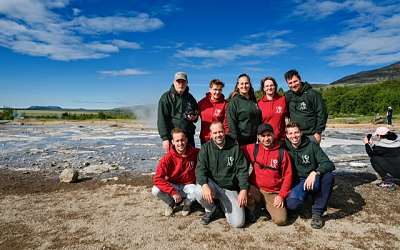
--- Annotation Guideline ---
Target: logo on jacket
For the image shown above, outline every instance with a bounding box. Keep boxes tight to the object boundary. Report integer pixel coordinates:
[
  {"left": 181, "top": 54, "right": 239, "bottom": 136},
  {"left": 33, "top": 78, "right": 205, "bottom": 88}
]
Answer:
[
  {"left": 214, "top": 109, "right": 221, "bottom": 117},
  {"left": 276, "top": 106, "right": 283, "bottom": 114},
  {"left": 302, "top": 155, "right": 310, "bottom": 164},
  {"left": 270, "top": 159, "right": 278, "bottom": 169},
  {"left": 189, "top": 161, "right": 195, "bottom": 170},
  {"left": 227, "top": 156, "right": 234, "bottom": 167},
  {"left": 300, "top": 102, "right": 307, "bottom": 110}
]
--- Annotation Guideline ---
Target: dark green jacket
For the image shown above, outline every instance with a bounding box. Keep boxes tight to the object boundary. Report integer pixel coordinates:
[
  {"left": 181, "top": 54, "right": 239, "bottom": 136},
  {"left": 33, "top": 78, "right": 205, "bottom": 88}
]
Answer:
[
  {"left": 226, "top": 93, "right": 261, "bottom": 145},
  {"left": 283, "top": 135, "right": 335, "bottom": 183},
  {"left": 196, "top": 135, "right": 249, "bottom": 191},
  {"left": 157, "top": 85, "right": 198, "bottom": 140},
  {"left": 285, "top": 82, "right": 328, "bottom": 135}
]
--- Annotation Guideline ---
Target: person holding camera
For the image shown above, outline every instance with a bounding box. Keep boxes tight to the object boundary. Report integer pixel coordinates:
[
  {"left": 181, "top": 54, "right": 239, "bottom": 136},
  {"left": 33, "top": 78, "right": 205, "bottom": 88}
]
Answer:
[
  {"left": 158, "top": 72, "right": 199, "bottom": 153},
  {"left": 364, "top": 127, "right": 400, "bottom": 191},
  {"left": 226, "top": 73, "right": 262, "bottom": 146}
]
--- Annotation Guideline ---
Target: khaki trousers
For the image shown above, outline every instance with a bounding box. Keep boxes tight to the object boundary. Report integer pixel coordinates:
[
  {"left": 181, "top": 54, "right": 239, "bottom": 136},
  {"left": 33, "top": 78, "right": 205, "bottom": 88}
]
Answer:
[{"left": 247, "top": 184, "right": 287, "bottom": 226}]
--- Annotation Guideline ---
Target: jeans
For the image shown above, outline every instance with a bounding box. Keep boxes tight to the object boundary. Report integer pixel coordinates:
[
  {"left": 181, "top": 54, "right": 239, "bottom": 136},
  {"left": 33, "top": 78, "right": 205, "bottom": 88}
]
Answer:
[
  {"left": 195, "top": 179, "right": 245, "bottom": 228},
  {"left": 286, "top": 172, "right": 334, "bottom": 215},
  {"left": 152, "top": 183, "right": 196, "bottom": 206}
]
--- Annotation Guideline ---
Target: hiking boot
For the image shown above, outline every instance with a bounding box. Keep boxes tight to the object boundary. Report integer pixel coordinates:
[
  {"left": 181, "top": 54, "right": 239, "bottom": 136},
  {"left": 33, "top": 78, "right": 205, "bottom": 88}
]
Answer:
[
  {"left": 182, "top": 204, "right": 191, "bottom": 217},
  {"left": 311, "top": 213, "right": 323, "bottom": 229},
  {"left": 200, "top": 211, "right": 213, "bottom": 225},
  {"left": 376, "top": 180, "right": 396, "bottom": 191},
  {"left": 164, "top": 203, "right": 175, "bottom": 217},
  {"left": 245, "top": 207, "right": 256, "bottom": 223}
]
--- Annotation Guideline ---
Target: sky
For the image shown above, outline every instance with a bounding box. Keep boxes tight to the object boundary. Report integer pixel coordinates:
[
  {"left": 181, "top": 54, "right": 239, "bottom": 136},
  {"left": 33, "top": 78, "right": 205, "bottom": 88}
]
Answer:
[{"left": 0, "top": 0, "right": 400, "bottom": 110}]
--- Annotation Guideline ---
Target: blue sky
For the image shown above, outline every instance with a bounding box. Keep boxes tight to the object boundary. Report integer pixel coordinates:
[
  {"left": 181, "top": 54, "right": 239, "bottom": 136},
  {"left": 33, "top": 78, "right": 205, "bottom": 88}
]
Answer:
[{"left": 1, "top": 0, "right": 399, "bottom": 110}]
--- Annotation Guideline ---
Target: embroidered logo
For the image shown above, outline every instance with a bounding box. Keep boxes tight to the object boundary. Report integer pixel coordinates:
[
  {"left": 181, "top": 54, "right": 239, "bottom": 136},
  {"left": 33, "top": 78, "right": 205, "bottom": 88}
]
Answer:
[
  {"left": 227, "top": 156, "right": 234, "bottom": 167},
  {"left": 300, "top": 102, "right": 307, "bottom": 110},
  {"left": 276, "top": 106, "right": 283, "bottom": 114},
  {"left": 302, "top": 155, "right": 310, "bottom": 164},
  {"left": 214, "top": 108, "right": 221, "bottom": 117},
  {"left": 270, "top": 159, "right": 278, "bottom": 169},
  {"left": 189, "top": 161, "right": 195, "bottom": 170}
]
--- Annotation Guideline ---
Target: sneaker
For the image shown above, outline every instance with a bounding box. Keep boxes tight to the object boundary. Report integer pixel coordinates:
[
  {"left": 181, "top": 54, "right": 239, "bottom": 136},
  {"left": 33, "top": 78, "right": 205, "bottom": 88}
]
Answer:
[
  {"left": 164, "top": 203, "right": 175, "bottom": 217},
  {"left": 376, "top": 180, "right": 396, "bottom": 191},
  {"left": 182, "top": 204, "right": 191, "bottom": 217},
  {"left": 200, "top": 211, "right": 213, "bottom": 225},
  {"left": 311, "top": 213, "right": 323, "bottom": 229}
]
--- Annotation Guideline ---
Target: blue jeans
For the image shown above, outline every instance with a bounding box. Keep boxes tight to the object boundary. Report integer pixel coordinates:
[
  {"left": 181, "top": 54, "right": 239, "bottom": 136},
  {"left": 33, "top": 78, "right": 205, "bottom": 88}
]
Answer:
[
  {"left": 152, "top": 183, "right": 196, "bottom": 206},
  {"left": 286, "top": 172, "right": 334, "bottom": 215}
]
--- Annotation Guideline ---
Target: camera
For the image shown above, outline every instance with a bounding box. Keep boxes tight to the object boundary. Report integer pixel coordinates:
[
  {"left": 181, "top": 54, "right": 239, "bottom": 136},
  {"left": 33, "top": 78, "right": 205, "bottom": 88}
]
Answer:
[{"left": 367, "top": 134, "right": 372, "bottom": 140}]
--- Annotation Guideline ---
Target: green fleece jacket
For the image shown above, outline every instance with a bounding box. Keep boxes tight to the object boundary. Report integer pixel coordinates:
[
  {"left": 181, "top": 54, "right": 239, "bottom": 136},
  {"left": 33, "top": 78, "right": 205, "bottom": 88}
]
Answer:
[
  {"left": 285, "top": 82, "right": 328, "bottom": 135},
  {"left": 196, "top": 135, "right": 249, "bottom": 191},
  {"left": 283, "top": 135, "right": 335, "bottom": 183},
  {"left": 226, "top": 93, "right": 261, "bottom": 145},
  {"left": 157, "top": 85, "right": 198, "bottom": 140}
]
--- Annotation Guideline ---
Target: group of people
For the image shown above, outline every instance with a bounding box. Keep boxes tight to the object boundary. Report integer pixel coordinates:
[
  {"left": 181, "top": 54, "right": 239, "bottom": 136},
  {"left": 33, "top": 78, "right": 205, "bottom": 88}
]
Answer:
[{"left": 153, "top": 70, "right": 336, "bottom": 229}]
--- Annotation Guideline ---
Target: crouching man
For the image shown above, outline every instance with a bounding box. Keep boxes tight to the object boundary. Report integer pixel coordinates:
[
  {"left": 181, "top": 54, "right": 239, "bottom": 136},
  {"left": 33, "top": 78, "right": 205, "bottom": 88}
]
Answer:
[
  {"left": 241, "top": 123, "right": 293, "bottom": 226},
  {"left": 195, "top": 121, "right": 249, "bottom": 228},
  {"left": 152, "top": 128, "right": 200, "bottom": 217},
  {"left": 283, "top": 121, "right": 335, "bottom": 229}
]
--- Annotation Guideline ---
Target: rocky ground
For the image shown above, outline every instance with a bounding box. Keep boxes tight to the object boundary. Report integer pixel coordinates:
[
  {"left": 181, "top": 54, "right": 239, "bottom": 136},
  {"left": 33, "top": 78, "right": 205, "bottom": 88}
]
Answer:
[
  {"left": 0, "top": 169, "right": 399, "bottom": 250},
  {"left": 0, "top": 121, "right": 399, "bottom": 249}
]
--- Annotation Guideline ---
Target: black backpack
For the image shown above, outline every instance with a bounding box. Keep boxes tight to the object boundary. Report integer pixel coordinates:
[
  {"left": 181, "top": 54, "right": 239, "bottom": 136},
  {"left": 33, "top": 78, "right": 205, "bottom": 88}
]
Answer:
[
  {"left": 285, "top": 90, "right": 313, "bottom": 111},
  {"left": 252, "top": 144, "right": 284, "bottom": 175}
]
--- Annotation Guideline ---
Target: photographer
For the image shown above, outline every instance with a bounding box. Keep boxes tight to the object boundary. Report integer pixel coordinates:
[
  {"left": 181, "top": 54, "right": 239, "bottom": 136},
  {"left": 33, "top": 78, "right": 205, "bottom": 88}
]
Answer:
[
  {"left": 158, "top": 72, "right": 199, "bottom": 153},
  {"left": 364, "top": 127, "right": 400, "bottom": 191}
]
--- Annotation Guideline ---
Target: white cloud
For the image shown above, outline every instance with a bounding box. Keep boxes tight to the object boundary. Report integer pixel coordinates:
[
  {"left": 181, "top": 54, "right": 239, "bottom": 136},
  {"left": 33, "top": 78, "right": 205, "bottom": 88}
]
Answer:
[
  {"left": 154, "top": 42, "right": 184, "bottom": 50},
  {"left": 70, "top": 14, "right": 164, "bottom": 34},
  {"left": 111, "top": 40, "right": 141, "bottom": 49},
  {"left": 173, "top": 32, "right": 295, "bottom": 68},
  {"left": 98, "top": 68, "right": 151, "bottom": 76},
  {"left": 0, "top": 0, "right": 163, "bottom": 61},
  {"left": 296, "top": 0, "right": 400, "bottom": 66}
]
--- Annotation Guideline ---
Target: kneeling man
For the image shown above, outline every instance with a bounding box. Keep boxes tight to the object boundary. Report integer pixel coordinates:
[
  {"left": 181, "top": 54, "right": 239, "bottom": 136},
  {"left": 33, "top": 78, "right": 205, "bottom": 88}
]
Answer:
[
  {"left": 195, "top": 121, "right": 249, "bottom": 228},
  {"left": 241, "top": 123, "right": 293, "bottom": 226},
  {"left": 283, "top": 121, "right": 335, "bottom": 229},
  {"left": 152, "top": 128, "right": 200, "bottom": 216}
]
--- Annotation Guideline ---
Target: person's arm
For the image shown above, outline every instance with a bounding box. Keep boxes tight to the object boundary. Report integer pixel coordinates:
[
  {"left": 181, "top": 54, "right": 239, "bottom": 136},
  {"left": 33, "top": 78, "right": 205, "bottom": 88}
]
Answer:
[
  {"left": 157, "top": 95, "right": 171, "bottom": 144},
  {"left": 235, "top": 146, "right": 250, "bottom": 192},
  {"left": 278, "top": 150, "right": 293, "bottom": 199},
  {"left": 312, "top": 91, "right": 328, "bottom": 134},
  {"left": 238, "top": 189, "right": 248, "bottom": 207},
  {"left": 314, "top": 143, "right": 335, "bottom": 175},
  {"left": 195, "top": 147, "right": 209, "bottom": 187},
  {"left": 226, "top": 100, "right": 238, "bottom": 140},
  {"left": 303, "top": 171, "right": 318, "bottom": 191},
  {"left": 153, "top": 155, "right": 176, "bottom": 195}
]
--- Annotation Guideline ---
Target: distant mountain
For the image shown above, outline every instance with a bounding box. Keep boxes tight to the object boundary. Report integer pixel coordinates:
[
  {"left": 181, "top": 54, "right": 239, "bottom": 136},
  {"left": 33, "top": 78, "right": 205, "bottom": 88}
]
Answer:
[
  {"left": 330, "top": 61, "right": 400, "bottom": 85},
  {"left": 28, "top": 106, "right": 62, "bottom": 110}
]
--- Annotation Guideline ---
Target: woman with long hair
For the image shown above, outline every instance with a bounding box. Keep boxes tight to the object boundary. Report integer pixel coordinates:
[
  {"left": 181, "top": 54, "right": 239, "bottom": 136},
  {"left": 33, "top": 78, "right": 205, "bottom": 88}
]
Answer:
[
  {"left": 364, "top": 127, "right": 400, "bottom": 191},
  {"left": 226, "top": 73, "right": 261, "bottom": 145},
  {"left": 258, "top": 76, "right": 288, "bottom": 142}
]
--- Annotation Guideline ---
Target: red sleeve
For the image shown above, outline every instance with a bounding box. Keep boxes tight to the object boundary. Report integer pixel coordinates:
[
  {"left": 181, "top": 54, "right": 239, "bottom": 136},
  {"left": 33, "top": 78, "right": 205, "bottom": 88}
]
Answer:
[
  {"left": 240, "top": 144, "right": 254, "bottom": 163},
  {"left": 278, "top": 150, "right": 293, "bottom": 199},
  {"left": 153, "top": 154, "right": 177, "bottom": 195}
]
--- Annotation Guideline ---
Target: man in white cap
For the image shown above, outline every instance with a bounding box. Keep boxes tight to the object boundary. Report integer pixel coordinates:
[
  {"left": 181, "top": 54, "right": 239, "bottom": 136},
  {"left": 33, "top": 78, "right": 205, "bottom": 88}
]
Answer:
[{"left": 158, "top": 72, "right": 199, "bottom": 153}]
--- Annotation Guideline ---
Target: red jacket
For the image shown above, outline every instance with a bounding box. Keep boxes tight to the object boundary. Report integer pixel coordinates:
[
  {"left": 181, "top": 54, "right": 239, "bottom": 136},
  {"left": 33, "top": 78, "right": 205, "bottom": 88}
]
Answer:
[
  {"left": 258, "top": 93, "right": 288, "bottom": 140},
  {"left": 198, "top": 92, "right": 229, "bottom": 142},
  {"left": 153, "top": 144, "right": 200, "bottom": 195},
  {"left": 241, "top": 141, "right": 292, "bottom": 198}
]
